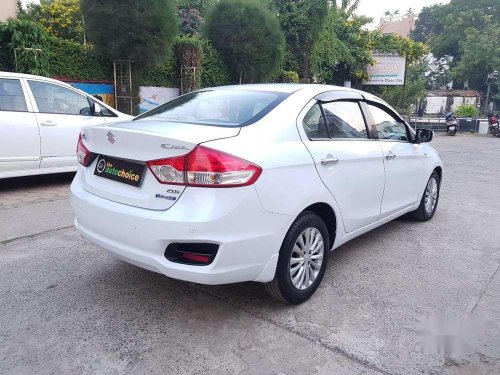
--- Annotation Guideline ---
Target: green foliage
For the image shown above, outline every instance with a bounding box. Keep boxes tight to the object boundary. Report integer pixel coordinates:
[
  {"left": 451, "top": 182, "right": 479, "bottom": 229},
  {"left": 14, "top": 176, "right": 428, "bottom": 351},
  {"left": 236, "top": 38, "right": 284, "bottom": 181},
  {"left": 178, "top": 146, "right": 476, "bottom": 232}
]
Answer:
[
  {"left": 39, "top": 0, "right": 84, "bottom": 42},
  {"left": 81, "top": 0, "right": 178, "bottom": 70},
  {"left": 277, "top": 70, "right": 299, "bottom": 83},
  {"left": 139, "top": 37, "right": 231, "bottom": 88},
  {"left": 452, "top": 25, "right": 500, "bottom": 91},
  {"left": 204, "top": 0, "right": 284, "bottom": 83},
  {"left": 273, "top": 0, "right": 329, "bottom": 79},
  {"left": 200, "top": 40, "right": 231, "bottom": 87},
  {"left": 311, "top": 7, "right": 372, "bottom": 84},
  {"left": 0, "top": 19, "right": 51, "bottom": 76},
  {"left": 48, "top": 38, "right": 112, "bottom": 81},
  {"left": 413, "top": 0, "right": 499, "bottom": 92},
  {"left": 372, "top": 33, "right": 428, "bottom": 65},
  {"left": 454, "top": 104, "right": 480, "bottom": 118},
  {"left": 175, "top": 36, "right": 203, "bottom": 92}
]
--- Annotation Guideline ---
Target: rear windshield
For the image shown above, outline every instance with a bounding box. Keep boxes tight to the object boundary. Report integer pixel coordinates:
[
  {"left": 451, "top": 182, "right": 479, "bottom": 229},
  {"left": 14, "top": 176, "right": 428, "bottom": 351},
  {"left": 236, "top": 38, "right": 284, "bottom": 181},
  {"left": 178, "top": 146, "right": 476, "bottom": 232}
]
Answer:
[{"left": 134, "top": 89, "right": 289, "bottom": 127}]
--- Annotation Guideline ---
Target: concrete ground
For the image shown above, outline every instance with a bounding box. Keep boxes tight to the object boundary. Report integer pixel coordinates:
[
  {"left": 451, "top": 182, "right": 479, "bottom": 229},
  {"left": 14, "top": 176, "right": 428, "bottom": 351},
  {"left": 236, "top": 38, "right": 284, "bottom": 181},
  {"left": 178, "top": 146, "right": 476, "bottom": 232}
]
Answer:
[{"left": 1, "top": 134, "right": 499, "bottom": 375}]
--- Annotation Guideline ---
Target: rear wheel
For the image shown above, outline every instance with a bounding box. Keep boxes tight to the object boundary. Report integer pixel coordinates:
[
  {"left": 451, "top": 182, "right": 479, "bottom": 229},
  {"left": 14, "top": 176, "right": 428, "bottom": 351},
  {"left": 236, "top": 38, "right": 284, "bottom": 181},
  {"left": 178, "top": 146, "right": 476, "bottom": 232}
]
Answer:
[
  {"left": 265, "top": 211, "right": 329, "bottom": 304},
  {"left": 410, "top": 171, "right": 440, "bottom": 221}
]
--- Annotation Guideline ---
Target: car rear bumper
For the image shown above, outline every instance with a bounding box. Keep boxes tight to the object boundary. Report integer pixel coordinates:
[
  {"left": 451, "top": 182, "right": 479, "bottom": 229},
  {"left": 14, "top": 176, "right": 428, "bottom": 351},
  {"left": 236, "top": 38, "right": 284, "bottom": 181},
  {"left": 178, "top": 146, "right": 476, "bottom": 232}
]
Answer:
[{"left": 70, "top": 172, "right": 291, "bottom": 285}]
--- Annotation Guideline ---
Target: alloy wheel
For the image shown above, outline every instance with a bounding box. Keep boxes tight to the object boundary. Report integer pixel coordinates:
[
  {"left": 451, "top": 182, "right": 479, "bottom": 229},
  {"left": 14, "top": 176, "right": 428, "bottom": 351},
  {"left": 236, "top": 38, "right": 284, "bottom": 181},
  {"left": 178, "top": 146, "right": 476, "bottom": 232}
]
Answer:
[
  {"left": 424, "top": 177, "right": 438, "bottom": 214},
  {"left": 289, "top": 227, "right": 324, "bottom": 290}
]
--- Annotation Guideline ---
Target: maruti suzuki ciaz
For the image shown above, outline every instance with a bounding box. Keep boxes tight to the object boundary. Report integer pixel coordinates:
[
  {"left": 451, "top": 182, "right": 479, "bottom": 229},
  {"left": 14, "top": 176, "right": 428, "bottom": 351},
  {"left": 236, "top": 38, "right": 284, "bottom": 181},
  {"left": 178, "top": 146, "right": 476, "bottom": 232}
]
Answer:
[{"left": 71, "top": 84, "right": 443, "bottom": 304}]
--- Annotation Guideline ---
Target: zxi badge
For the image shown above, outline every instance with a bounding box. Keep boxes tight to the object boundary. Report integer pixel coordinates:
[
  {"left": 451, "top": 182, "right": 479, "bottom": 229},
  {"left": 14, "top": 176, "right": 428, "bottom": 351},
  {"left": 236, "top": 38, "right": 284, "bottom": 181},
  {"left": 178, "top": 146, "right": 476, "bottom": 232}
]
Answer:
[{"left": 107, "top": 131, "right": 115, "bottom": 144}]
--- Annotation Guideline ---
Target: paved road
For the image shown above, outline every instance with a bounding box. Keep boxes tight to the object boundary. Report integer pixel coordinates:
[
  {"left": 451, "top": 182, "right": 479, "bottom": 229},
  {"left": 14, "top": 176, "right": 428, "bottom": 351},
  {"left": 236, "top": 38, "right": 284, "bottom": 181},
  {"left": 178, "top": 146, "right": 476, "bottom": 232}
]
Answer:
[{"left": 1, "top": 134, "right": 500, "bottom": 375}]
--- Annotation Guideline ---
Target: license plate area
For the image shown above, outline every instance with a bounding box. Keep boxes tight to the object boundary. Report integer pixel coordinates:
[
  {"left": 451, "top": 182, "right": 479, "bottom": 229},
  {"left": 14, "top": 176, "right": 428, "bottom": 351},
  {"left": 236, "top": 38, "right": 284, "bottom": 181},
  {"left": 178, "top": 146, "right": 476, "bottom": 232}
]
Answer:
[{"left": 94, "top": 155, "right": 146, "bottom": 187}]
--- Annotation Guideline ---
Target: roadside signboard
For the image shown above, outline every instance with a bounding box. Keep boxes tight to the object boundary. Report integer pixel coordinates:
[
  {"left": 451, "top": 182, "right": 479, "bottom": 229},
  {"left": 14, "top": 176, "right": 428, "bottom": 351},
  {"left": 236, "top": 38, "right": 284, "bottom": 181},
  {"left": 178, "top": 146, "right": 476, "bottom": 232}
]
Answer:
[{"left": 363, "top": 53, "right": 407, "bottom": 86}]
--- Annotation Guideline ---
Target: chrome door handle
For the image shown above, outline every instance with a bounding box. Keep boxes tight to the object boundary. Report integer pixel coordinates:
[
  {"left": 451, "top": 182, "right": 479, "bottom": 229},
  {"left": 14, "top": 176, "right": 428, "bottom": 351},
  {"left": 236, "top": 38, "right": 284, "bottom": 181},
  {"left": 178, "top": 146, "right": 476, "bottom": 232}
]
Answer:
[
  {"left": 321, "top": 158, "right": 339, "bottom": 166},
  {"left": 385, "top": 152, "right": 396, "bottom": 160},
  {"left": 40, "top": 120, "right": 57, "bottom": 126}
]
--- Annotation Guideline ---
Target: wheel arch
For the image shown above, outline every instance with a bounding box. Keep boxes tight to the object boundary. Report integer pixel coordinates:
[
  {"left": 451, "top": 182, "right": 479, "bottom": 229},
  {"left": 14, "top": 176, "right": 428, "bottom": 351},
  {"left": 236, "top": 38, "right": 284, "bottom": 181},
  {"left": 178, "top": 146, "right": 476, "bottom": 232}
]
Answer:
[
  {"left": 433, "top": 166, "right": 443, "bottom": 184},
  {"left": 301, "top": 202, "right": 337, "bottom": 251}
]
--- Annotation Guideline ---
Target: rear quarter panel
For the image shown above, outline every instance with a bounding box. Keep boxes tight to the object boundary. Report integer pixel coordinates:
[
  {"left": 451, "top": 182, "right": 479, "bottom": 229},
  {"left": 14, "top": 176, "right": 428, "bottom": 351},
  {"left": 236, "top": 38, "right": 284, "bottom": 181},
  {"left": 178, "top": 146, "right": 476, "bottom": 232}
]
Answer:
[{"left": 202, "top": 88, "right": 345, "bottom": 247}]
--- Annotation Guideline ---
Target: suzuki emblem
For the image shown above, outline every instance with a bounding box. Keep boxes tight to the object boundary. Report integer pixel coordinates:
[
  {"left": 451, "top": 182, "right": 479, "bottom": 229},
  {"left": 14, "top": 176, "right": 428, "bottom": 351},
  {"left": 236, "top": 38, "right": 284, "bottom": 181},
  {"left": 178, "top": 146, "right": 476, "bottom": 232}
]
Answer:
[{"left": 107, "top": 131, "right": 115, "bottom": 144}]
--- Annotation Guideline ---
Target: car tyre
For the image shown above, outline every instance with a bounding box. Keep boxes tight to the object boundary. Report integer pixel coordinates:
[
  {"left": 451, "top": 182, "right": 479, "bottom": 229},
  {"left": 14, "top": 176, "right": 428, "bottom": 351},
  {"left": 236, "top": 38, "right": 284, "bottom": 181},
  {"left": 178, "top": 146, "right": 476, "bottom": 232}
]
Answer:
[
  {"left": 411, "top": 171, "right": 440, "bottom": 221},
  {"left": 265, "top": 211, "right": 329, "bottom": 304}
]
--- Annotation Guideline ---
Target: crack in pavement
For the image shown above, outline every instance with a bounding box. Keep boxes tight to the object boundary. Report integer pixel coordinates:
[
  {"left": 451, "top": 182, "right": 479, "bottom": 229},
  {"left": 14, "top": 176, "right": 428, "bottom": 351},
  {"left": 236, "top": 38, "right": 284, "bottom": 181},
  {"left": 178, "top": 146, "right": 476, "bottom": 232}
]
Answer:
[
  {"left": 0, "top": 225, "right": 73, "bottom": 246},
  {"left": 188, "top": 283, "right": 394, "bottom": 375},
  {"left": 471, "top": 261, "right": 500, "bottom": 313}
]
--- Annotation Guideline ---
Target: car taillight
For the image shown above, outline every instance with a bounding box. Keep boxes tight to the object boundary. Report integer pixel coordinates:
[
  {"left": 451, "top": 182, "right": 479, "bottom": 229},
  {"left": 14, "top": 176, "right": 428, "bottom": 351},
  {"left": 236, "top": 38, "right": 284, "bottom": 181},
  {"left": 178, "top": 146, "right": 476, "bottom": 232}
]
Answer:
[
  {"left": 147, "top": 145, "right": 262, "bottom": 188},
  {"left": 76, "top": 133, "right": 95, "bottom": 167}
]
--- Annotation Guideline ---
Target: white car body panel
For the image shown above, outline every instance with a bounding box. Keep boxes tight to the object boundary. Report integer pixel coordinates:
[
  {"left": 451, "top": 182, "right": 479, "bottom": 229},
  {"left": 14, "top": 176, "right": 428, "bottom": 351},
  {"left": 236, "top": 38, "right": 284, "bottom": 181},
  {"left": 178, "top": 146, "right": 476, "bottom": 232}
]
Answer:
[
  {"left": 70, "top": 84, "right": 443, "bottom": 285},
  {"left": 0, "top": 72, "right": 132, "bottom": 179}
]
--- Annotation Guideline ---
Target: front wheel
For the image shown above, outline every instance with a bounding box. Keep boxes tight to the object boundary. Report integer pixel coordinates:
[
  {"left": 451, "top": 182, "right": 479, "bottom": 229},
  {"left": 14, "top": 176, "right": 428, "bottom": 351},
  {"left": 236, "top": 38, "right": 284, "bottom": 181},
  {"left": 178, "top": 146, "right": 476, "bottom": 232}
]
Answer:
[
  {"left": 265, "top": 211, "right": 329, "bottom": 304},
  {"left": 410, "top": 171, "right": 440, "bottom": 221}
]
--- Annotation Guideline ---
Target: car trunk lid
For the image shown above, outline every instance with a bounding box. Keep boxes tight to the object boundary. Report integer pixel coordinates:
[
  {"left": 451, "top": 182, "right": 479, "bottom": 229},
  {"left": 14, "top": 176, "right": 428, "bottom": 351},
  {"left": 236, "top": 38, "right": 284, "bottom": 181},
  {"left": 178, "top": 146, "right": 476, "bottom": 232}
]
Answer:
[{"left": 79, "top": 120, "right": 240, "bottom": 210}]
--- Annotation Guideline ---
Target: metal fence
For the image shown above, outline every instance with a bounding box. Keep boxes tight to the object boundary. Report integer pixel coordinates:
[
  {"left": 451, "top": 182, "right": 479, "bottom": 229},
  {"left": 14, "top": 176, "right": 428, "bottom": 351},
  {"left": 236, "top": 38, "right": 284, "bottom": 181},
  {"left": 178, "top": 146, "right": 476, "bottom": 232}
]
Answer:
[{"left": 408, "top": 117, "right": 487, "bottom": 133}]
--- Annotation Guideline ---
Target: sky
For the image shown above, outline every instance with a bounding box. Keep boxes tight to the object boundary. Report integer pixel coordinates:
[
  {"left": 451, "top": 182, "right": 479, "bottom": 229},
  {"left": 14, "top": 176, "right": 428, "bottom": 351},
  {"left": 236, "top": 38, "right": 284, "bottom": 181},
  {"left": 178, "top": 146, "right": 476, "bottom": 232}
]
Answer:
[
  {"left": 22, "top": 0, "right": 451, "bottom": 25},
  {"left": 355, "top": 0, "right": 450, "bottom": 27}
]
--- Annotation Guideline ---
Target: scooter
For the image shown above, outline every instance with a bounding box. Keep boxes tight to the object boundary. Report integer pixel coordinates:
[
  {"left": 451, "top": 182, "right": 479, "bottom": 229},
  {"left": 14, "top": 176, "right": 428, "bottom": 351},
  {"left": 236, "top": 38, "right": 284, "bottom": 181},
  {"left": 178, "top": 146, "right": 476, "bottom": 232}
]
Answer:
[
  {"left": 489, "top": 114, "right": 500, "bottom": 138},
  {"left": 445, "top": 113, "right": 457, "bottom": 136}
]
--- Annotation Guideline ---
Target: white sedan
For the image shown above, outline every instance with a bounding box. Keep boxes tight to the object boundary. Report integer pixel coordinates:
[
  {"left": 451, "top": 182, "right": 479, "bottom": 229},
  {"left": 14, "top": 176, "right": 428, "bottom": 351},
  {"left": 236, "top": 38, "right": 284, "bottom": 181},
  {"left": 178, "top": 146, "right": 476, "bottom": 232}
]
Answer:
[
  {"left": 71, "top": 84, "right": 443, "bottom": 304},
  {"left": 0, "top": 72, "right": 132, "bottom": 179}
]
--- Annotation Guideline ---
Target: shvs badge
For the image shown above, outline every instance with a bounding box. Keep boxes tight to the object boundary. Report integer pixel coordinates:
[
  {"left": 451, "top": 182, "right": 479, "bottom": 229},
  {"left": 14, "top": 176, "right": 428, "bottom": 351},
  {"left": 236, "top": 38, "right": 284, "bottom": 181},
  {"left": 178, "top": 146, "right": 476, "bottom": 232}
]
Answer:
[{"left": 94, "top": 155, "right": 146, "bottom": 187}]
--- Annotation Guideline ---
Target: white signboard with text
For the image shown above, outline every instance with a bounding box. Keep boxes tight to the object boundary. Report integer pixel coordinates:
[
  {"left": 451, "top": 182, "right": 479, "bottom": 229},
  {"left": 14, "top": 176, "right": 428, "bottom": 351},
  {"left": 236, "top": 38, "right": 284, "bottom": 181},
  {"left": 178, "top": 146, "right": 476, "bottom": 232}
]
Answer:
[{"left": 363, "top": 54, "right": 406, "bottom": 86}]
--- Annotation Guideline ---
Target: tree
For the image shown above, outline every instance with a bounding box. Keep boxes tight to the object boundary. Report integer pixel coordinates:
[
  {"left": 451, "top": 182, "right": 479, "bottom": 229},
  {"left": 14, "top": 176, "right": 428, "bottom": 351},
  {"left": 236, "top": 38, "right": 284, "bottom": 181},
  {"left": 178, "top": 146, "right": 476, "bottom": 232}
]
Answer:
[
  {"left": 0, "top": 19, "right": 50, "bottom": 76},
  {"left": 175, "top": 0, "right": 216, "bottom": 35},
  {"left": 452, "top": 25, "right": 500, "bottom": 92},
  {"left": 37, "top": 0, "right": 84, "bottom": 42},
  {"left": 204, "top": 0, "right": 284, "bottom": 83},
  {"left": 413, "top": 0, "right": 499, "bottom": 60},
  {"left": 310, "top": 6, "right": 372, "bottom": 85},
  {"left": 273, "top": 0, "right": 328, "bottom": 80},
  {"left": 80, "top": 0, "right": 177, "bottom": 69}
]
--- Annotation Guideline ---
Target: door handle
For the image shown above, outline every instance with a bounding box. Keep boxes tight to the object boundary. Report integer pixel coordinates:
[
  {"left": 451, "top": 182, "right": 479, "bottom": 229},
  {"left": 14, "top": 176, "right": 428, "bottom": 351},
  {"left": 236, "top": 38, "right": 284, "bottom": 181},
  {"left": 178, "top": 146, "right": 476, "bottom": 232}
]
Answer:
[
  {"left": 40, "top": 120, "right": 57, "bottom": 126},
  {"left": 320, "top": 158, "right": 339, "bottom": 166},
  {"left": 385, "top": 152, "right": 396, "bottom": 160}
]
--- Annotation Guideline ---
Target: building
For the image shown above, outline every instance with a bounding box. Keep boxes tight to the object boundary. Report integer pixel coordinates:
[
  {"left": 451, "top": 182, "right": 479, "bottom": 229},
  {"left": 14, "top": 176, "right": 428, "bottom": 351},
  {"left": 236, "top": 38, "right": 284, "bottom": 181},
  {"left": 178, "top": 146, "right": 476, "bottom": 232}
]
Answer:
[
  {"left": 379, "top": 16, "right": 415, "bottom": 38},
  {"left": 0, "top": 0, "right": 17, "bottom": 22}
]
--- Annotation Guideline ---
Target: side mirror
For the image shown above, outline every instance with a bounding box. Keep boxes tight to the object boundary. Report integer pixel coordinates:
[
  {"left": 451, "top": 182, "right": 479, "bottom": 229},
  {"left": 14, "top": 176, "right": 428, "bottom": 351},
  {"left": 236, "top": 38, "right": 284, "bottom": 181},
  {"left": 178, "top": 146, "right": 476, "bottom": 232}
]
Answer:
[
  {"left": 415, "top": 129, "right": 433, "bottom": 143},
  {"left": 92, "top": 102, "right": 102, "bottom": 116}
]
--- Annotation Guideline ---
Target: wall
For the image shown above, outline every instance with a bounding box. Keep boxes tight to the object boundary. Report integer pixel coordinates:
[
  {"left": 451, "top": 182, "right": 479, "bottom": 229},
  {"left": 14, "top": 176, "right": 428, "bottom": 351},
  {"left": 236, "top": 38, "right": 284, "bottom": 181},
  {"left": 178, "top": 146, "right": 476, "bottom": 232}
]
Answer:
[
  {"left": 424, "top": 90, "right": 480, "bottom": 115},
  {"left": 0, "top": 0, "right": 17, "bottom": 22},
  {"left": 67, "top": 82, "right": 115, "bottom": 107}
]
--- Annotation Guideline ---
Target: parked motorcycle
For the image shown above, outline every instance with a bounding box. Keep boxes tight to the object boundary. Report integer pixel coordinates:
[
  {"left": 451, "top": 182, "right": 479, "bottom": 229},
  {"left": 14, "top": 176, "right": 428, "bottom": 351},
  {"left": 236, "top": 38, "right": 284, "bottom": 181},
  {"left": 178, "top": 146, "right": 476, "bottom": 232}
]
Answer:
[
  {"left": 445, "top": 113, "right": 458, "bottom": 136},
  {"left": 489, "top": 114, "right": 500, "bottom": 138}
]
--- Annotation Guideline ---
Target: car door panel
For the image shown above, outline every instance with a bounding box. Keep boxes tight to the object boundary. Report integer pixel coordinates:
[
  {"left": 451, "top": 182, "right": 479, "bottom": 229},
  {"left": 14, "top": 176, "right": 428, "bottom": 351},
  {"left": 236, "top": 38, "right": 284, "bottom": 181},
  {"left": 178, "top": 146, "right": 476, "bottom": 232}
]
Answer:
[
  {"left": 0, "top": 78, "right": 40, "bottom": 173},
  {"left": 300, "top": 100, "right": 385, "bottom": 233},
  {"left": 27, "top": 80, "right": 106, "bottom": 168},
  {"left": 366, "top": 103, "right": 427, "bottom": 217},
  {"left": 378, "top": 142, "right": 427, "bottom": 215}
]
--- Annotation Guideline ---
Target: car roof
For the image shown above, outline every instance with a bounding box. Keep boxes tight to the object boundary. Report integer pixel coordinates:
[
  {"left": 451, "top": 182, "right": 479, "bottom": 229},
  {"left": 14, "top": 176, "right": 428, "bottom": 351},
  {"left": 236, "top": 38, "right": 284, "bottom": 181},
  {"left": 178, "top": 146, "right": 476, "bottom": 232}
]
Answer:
[
  {"left": 213, "top": 83, "right": 365, "bottom": 95},
  {"left": 0, "top": 71, "right": 75, "bottom": 89}
]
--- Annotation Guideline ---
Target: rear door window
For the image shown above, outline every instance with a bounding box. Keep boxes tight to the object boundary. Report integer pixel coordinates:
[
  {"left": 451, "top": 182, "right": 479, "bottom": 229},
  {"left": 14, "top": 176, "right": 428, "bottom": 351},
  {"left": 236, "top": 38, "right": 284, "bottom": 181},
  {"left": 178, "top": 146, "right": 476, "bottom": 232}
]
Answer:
[
  {"left": 135, "top": 89, "right": 289, "bottom": 127},
  {"left": 0, "top": 78, "right": 28, "bottom": 112},
  {"left": 28, "top": 80, "right": 92, "bottom": 116},
  {"left": 322, "top": 101, "right": 368, "bottom": 139}
]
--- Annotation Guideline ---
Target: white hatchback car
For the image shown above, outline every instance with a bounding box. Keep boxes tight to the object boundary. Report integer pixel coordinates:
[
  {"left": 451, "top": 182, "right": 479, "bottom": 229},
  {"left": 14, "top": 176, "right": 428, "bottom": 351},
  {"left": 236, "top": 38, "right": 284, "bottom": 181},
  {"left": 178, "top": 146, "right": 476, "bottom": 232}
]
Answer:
[
  {"left": 71, "top": 84, "right": 443, "bottom": 304},
  {"left": 0, "top": 72, "right": 132, "bottom": 179}
]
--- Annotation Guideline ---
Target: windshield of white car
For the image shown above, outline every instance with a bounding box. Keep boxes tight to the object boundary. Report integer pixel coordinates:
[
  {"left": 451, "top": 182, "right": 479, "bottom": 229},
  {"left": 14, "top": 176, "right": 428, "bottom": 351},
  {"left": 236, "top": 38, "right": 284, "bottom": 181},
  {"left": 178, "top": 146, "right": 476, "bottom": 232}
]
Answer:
[{"left": 134, "top": 89, "right": 289, "bottom": 127}]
